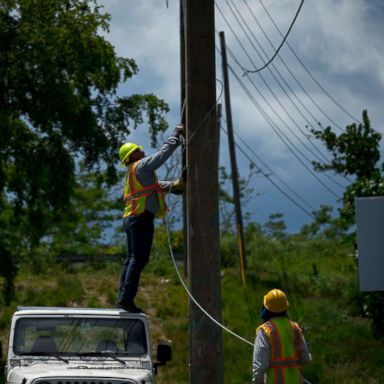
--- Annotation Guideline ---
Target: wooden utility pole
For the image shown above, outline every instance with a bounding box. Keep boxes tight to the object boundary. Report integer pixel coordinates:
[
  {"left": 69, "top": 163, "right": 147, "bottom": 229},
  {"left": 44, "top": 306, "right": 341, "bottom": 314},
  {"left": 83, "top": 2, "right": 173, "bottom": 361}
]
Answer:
[
  {"left": 219, "top": 31, "right": 247, "bottom": 285},
  {"left": 179, "top": 0, "right": 188, "bottom": 276},
  {"left": 185, "top": 1, "right": 223, "bottom": 383}
]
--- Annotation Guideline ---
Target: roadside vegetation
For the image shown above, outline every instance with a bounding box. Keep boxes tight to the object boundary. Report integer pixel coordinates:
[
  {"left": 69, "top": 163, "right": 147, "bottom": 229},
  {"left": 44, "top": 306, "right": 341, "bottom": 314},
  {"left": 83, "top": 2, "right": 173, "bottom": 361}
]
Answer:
[{"left": 1, "top": 224, "right": 384, "bottom": 384}]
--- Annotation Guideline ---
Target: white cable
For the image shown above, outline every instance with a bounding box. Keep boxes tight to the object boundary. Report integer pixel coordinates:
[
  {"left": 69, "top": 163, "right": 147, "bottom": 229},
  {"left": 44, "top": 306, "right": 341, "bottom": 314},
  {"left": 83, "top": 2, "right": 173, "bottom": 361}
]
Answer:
[
  {"left": 163, "top": 88, "right": 254, "bottom": 347},
  {"left": 164, "top": 207, "right": 254, "bottom": 347},
  {"left": 162, "top": 83, "right": 313, "bottom": 384}
]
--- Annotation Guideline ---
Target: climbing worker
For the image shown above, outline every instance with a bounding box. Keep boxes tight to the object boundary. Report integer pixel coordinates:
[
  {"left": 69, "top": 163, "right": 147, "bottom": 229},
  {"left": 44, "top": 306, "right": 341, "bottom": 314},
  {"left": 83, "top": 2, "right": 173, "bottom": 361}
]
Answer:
[
  {"left": 117, "top": 124, "right": 185, "bottom": 313},
  {"left": 252, "top": 289, "right": 311, "bottom": 383}
]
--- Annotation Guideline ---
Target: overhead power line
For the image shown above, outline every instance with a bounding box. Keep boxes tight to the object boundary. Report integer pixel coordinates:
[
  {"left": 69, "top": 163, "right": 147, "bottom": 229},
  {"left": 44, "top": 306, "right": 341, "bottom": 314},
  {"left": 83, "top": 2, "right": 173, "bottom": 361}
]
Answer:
[
  {"left": 224, "top": 44, "right": 346, "bottom": 191},
  {"left": 256, "top": 0, "right": 361, "bottom": 124},
  {"left": 215, "top": 5, "right": 330, "bottom": 164},
  {"left": 239, "top": 0, "right": 345, "bottom": 132},
  {"left": 225, "top": 59, "right": 341, "bottom": 199},
  {"left": 230, "top": 125, "right": 316, "bottom": 213},
  {"left": 227, "top": 0, "right": 345, "bottom": 134},
  {"left": 240, "top": 0, "right": 305, "bottom": 74},
  {"left": 215, "top": 40, "right": 344, "bottom": 196},
  {"left": 216, "top": 2, "right": 352, "bottom": 186},
  {"left": 221, "top": 123, "right": 316, "bottom": 218},
  {"left": 216, "top": 3, "right": 333, "bottom": 165}
]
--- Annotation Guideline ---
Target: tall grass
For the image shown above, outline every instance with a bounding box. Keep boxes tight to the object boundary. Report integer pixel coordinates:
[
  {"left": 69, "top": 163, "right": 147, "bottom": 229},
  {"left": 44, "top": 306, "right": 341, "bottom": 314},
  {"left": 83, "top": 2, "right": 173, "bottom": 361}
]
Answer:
[{"left": 1, "top": 229, "right": 383, "bottom": 383}]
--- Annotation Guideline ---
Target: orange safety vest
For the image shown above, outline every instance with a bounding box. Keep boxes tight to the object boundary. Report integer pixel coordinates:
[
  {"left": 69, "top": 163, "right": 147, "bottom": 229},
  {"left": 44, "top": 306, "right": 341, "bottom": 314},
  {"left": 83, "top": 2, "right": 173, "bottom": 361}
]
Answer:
[
  {"left": 257, "top": 317, "right": 303, "bottom": 384},
  {"left": 123, "top": 161, "right": 167, "bottom": 218}
]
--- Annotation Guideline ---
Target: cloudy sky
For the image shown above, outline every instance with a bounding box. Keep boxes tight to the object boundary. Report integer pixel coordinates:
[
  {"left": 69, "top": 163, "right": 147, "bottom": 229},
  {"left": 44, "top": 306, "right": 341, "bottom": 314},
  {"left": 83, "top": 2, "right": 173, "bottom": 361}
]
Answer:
[{"left": 99, "top": 0, "right": 384, "bottom": 232}]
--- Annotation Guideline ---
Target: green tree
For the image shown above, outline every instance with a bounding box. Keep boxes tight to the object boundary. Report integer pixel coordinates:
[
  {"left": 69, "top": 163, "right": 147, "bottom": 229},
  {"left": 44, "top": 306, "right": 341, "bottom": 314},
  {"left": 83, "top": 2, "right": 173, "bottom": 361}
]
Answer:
[
  {"left": 312, "top": 110, "right": 384, "bottom": 337},
  {"left": 263, "top": 213, "right": 287, "bottom": 240},
  {"left": 218, "top": 164, "right": 259, "bottom": 232},
  {"left": 0, "top": 0, "right": 169, "bottom": 303},
  {"left": 311, "top": 110, "right": 384, "bottom": 223},
  {"left": 299, "top": 204, "right": 348, "bottom": 240},
  {"left": 31, "top": 162, "right": 122, "bottom": 269}
]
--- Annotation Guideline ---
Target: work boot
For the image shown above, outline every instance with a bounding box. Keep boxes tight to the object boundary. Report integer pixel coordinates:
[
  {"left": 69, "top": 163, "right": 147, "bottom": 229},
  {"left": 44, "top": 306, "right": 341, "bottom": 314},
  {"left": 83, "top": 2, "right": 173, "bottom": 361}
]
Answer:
[{"left": 117, "top": 300, "right": 144, "bottom": 313}]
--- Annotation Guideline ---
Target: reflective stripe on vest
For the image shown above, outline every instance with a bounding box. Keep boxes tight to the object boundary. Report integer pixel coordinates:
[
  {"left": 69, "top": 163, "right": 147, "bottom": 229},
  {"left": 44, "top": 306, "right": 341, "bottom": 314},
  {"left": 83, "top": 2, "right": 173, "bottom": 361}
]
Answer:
[
  {"left": 260, "top": 317, "right": 302, "bottom": 384},
  {"left": 123, "top": 161, "right": 167, "bottom": 218}
]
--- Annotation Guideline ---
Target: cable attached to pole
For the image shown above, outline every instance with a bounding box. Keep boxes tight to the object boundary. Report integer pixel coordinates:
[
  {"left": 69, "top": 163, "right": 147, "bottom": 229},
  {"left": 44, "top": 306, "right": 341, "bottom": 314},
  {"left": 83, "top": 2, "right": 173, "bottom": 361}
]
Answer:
[
  {"left": 162, "top": 84, "right": 313, "bottom": 384},
  {"left": 164, "top": 212, "right": 254, "bottom": 347},
  {"left": 241, "top": 0, "right": 305, "bottom": 75},
  {"left": 164, "top": 87, "right": 254, "bottom": 347}
]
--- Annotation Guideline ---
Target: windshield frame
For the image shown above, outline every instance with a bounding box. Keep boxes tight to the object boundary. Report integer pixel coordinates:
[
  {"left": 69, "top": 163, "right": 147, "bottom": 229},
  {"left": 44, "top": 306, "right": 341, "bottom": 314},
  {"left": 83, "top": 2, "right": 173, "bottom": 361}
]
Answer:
[{"left": 13, "top": 315, "right": 148, "bottom": 358}]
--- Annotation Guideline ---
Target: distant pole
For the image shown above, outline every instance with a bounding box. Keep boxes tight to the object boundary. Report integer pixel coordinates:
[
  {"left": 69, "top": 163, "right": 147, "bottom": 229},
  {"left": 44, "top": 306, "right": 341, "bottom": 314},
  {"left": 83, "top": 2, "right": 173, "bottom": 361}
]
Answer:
[
  {"left": 217, "top": 103, "right": 222, "bottom": 134},
  {"left": 219, "top": 31, "right": 247, "bottom": 285},
  {"left": 185, "top": 1, "right": 223, "bottom": 383}
]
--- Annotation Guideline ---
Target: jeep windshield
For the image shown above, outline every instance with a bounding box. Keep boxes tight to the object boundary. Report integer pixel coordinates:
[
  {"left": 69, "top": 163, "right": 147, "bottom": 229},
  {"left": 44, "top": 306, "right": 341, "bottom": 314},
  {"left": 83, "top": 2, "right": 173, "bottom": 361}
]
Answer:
[{"left": 14, "top": 317, "right": 147, "bottom": 358}]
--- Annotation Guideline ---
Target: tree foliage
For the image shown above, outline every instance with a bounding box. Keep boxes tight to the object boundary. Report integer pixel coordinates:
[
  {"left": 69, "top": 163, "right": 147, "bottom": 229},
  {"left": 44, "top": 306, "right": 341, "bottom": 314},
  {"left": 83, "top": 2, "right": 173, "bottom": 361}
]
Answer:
[
  {"left": 263, "top": 213, "right": 287, "bottom": 240},
  {"left": 30, "top": 162, "right": 121, "bottom": 268},
  {"left": 311, "top": 110, "right": 384, "bottom": 223},
  {"left": 312, "top": 109, "right": 384, "bottom": 337},
  {"left": 0, "top": 0, "right": 170, "bottom": 302},
  {"left": 218, "top": 164, "right": 259, "bottom": 232}
]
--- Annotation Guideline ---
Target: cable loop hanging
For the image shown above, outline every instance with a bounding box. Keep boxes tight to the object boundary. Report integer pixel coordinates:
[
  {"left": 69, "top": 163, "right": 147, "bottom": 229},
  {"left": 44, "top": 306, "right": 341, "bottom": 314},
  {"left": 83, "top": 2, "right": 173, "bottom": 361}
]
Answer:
[
  {"left": 163, "top": 83, "right": 254, "bottom": 347},
  {"left": 241, "top": 0, "right": 305, "bottom": 75},
  {"left": 161, "top": 79, "right": 313, "bottom": 384}
]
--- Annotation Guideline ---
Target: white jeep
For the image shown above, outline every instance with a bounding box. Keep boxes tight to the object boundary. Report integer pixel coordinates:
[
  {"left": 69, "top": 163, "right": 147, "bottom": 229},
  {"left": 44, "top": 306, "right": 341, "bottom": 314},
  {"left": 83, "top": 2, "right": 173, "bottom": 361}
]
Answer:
[{"left": 3, "top": 307, "right": 171, "bottom": 384}]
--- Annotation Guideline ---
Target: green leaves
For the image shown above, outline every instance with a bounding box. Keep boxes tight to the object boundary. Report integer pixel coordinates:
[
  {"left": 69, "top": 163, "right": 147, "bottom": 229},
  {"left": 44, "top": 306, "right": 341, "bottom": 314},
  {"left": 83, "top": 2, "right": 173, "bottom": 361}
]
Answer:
[
  {"left": 0, "top": 0, "right": 170, "bottom": 301},
  {"left": 312, "top": 110, "right": 384, "bottom": 223},
  {"left": 312, "top": 111, "right": 381, "bottom": 178}
]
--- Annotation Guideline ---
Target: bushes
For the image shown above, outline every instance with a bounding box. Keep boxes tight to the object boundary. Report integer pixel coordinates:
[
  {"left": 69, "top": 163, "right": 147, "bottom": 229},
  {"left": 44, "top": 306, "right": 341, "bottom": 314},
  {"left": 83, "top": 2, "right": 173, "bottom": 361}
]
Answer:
[
  {"left": 14, "top": 272, "right": 84, "bottom": 308},
  {"left": 1, "top": 224, "right": 384, "bottom": 383},
  {"left": 353, "top": 291, "right": 384, "bottom": 337}
]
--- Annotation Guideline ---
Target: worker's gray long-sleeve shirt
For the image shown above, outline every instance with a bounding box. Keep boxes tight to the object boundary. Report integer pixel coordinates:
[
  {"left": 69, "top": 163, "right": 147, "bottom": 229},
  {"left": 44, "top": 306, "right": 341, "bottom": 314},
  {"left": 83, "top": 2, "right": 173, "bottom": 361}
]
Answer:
[
  {"left": 252, "top": 324, "right": 311, "bottom": 384},
  {"left": 134, "top": 135, "right": 181, "bottom": 215}
]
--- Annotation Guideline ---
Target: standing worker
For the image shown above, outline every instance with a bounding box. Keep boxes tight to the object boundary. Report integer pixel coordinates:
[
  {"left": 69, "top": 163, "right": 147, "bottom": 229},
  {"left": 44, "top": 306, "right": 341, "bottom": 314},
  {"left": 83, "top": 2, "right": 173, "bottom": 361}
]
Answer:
[
  {"left": 117, "top": 124, "right": 185, "bottom": 313},
  {"left": 252, "top": 289, "right": 311, "bottom": 383}
]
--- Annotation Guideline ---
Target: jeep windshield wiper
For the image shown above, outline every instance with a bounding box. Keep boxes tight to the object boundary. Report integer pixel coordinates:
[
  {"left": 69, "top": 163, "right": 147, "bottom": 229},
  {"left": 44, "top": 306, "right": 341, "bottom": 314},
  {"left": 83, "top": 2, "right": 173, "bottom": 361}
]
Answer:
[
  {"left": 20, "top": 352, "right": 69, "bottom": 364},
  {"left": 78, "top": 352, "right": 126, "bottom": 366}
]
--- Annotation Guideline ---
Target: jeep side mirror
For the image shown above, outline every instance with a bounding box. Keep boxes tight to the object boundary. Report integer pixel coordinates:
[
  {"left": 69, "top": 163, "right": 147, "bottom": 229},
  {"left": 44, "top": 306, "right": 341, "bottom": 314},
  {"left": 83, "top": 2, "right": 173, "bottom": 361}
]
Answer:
[{"left": 154, "top": 343, "right": 172, "bottom": 374}]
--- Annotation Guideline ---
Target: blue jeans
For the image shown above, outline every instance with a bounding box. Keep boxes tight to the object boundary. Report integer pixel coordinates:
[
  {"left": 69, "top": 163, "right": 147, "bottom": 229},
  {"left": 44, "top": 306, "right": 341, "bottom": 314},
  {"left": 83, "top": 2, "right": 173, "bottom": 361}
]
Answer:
[{"left": 118, "top": 211, "right": 154, "bottom": 304}]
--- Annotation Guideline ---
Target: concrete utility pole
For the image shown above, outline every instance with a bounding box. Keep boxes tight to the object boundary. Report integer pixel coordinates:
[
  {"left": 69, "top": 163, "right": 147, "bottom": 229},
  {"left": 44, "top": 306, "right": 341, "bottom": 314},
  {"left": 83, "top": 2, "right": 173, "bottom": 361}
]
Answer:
[
  {"left": 219, "top": 31, "right": 247, "bottom": 286},
  {"left": 185, "top": 1, "right": 223, "bottom": 383}
]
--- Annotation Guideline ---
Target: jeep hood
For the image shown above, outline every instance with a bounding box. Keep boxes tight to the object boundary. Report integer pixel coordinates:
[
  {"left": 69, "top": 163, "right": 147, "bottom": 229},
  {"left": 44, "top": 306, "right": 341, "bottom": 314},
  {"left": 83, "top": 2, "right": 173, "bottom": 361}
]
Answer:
[{"left": 7, "top": 363, "right": 152, "bottom": 383}]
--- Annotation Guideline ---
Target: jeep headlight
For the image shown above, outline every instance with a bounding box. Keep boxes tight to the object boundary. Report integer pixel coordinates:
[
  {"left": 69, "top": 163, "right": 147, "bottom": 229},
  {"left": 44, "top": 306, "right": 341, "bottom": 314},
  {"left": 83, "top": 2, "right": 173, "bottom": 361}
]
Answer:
[{"left": 10, "top": 358, "right": 21, "bottom": 368}]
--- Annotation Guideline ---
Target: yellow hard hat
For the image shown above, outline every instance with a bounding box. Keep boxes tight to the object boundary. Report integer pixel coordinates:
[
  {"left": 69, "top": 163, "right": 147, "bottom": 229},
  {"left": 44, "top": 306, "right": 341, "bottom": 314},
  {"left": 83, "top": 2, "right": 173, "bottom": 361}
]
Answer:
[
  {"left": 263, "top": 289, "right": 289, "bottom": 313},
  {"left": 119, "top": 142, "right": 142, "bottom": 166}
]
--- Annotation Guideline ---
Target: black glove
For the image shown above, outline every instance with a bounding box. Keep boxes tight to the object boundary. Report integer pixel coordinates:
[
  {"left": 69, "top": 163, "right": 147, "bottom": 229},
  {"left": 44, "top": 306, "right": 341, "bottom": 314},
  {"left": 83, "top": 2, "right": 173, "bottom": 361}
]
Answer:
[
  {"left": 170, "top": 178, "right": 184, "bottom": 195},
  {"left": 172, "top": 123, "right": 185, "bottom": 138}
]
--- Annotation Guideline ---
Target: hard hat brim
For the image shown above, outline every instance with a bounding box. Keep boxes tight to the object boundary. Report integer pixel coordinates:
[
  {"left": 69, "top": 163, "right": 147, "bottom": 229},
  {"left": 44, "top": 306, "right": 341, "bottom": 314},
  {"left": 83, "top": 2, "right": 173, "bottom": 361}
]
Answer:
[
  {"left": 263, "top": 289, "right": 289, "bottom": 313},
  {"left": 120, "top": 145, "right": 142, "bottom": 167}
]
